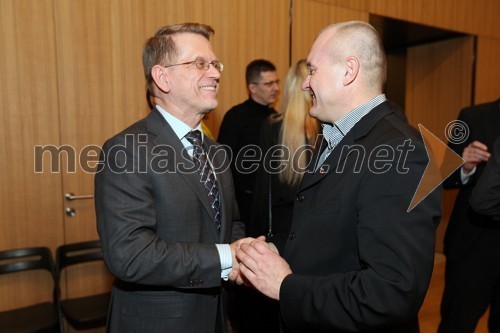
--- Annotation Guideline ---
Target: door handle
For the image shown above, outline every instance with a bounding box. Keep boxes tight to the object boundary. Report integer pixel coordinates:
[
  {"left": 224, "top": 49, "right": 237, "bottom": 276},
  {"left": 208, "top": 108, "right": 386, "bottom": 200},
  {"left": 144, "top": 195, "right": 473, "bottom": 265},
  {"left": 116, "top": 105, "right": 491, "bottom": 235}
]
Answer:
[
  {"left": 65, "top": 193, "right": 94, "bottom": 201},
  {"left": 64, "top": 193, "right": 94, "bottom": 217}
]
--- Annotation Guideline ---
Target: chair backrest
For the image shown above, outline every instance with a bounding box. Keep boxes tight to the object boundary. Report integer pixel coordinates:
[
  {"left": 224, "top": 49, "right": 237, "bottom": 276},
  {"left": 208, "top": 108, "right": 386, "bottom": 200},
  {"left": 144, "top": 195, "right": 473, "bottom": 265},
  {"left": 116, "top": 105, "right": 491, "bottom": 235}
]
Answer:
[
  {"left": 0, "top": 246, "right": 55, "bottom": 276},
  {"left": 56, "top": 240, "right": 104, "bottom": 275},
  {"left": 0, "top": 247, "right": 59, "bottom": 333}
]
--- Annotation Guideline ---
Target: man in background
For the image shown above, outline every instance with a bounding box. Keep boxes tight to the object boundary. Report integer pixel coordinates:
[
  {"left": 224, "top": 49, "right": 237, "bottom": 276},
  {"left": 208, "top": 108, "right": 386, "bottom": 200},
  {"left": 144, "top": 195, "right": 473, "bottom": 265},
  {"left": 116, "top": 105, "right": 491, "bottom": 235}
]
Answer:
[
  {"left": 218, "top": 59, "right": 280, "bottom": 332},
  {"left": 439, "top": 98, "right": 500, "bottom": 333},
  {"left": 218, "top": 59, "right": 279, "bottom": 225},
  {"left": 470, "top": 135, "right": 500, "bottom": 217}
]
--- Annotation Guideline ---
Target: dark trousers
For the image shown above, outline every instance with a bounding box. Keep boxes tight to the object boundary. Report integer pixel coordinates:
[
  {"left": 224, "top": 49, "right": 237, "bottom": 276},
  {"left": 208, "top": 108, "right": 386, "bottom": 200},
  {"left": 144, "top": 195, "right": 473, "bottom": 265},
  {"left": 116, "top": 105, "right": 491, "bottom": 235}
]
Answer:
[
  {"left": 229, "top": 286, "right": 280, "bottom": 333},
  {"left": 438, "top": 230, "right": 500, "bottom": 333}
]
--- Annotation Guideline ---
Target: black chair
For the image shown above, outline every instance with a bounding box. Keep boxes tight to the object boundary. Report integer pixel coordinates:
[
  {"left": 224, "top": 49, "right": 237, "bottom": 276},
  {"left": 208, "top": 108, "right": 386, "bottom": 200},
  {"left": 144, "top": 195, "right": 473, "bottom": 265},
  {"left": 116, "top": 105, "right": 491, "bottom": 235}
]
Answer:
[
  {"left": 0, "top": 247, "right": 59, "bottom": 333},
  {"left": 56, "top": 240, "right": 111, "bottom": 332}
]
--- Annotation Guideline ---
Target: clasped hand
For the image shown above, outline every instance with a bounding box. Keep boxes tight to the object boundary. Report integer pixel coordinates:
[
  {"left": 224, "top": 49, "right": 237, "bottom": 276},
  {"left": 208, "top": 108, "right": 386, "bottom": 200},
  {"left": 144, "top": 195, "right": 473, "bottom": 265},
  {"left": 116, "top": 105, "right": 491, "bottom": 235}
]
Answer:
[
  {"left": 229, "top": 237, "right": 292, "bottom": 300},
  {"left": 462, "top": 140, "right": 491, "bottom": 173}
]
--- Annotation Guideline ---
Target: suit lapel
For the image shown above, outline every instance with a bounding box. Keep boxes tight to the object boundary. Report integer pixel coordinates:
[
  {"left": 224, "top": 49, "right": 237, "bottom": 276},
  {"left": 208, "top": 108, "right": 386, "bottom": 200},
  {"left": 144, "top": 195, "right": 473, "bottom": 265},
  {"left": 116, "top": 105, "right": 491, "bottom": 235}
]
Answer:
[
  {"left": 299, "top": 102, "right": 394, "bottom": 192},
  {"left": 300, "top": 131, "right": 355, "bottom": 191},
  {"left": 146, "top": 109, "right": 220, "bottom": 234}
]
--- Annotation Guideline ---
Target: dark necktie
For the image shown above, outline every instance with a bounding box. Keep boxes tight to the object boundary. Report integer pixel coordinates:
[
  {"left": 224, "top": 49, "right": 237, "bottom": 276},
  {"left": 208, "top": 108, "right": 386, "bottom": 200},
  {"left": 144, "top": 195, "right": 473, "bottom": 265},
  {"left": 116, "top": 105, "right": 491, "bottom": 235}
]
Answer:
[{"left": 185, "top": 130, "right": 221, "bottom": 230}]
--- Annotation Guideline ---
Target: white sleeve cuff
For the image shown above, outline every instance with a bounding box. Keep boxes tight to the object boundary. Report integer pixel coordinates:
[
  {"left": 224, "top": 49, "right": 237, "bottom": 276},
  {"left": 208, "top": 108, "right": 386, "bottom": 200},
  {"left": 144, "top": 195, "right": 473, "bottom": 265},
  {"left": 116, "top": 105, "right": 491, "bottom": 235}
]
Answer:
[
  {"left": 215, "top": 244, "right": 232, "bottom": 281},
  {"left": 461, "top": 166, "right": 476, "bottom": 184}
]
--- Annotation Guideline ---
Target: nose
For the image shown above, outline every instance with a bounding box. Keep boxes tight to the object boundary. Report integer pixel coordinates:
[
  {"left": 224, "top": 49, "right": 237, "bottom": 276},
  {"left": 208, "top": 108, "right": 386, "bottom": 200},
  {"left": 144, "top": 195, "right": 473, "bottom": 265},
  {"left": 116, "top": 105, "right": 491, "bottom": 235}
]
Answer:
[{"left": 207, "top": 64, "right": 221, "bottom": 79}]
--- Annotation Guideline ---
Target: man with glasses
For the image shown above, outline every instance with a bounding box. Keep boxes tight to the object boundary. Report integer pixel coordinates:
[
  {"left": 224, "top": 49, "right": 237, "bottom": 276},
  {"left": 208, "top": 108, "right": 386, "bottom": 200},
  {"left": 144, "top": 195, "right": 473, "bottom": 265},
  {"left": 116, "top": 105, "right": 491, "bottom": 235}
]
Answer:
[
  {"left": 218, "top": 59, "right": 279, "bottom": 226},
  {"left": 95, "top": 23, "right": 257, "bottom": 333},
  {"left": 218, "top": 59, "right": 280, "bottom": 332}
]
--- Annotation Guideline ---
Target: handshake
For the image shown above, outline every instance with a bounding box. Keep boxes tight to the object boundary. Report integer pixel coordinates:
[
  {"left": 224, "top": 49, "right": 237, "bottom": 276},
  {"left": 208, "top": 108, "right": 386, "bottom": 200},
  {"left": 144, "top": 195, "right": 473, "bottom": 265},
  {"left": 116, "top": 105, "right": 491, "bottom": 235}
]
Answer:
[{"left": 228, "top": 236, "right": 292, "bottom": 300}]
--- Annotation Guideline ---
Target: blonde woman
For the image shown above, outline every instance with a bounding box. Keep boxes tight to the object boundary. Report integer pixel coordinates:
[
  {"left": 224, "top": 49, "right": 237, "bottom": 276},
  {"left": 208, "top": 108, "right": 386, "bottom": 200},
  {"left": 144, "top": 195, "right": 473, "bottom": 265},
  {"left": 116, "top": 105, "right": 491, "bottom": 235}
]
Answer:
[
  {"left": 249, "top": 59, "right": 320, "bottom": 252},
  {"left": 235, "top": 60, "right": 320, "bottom": 333}
]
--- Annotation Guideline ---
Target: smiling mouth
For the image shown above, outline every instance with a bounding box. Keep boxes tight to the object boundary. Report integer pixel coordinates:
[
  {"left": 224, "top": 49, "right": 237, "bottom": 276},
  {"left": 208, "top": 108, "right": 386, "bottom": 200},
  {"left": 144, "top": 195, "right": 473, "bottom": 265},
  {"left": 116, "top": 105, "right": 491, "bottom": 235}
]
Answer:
[{"left": 201, "top": 86, "right": 217, "bottom": 91}]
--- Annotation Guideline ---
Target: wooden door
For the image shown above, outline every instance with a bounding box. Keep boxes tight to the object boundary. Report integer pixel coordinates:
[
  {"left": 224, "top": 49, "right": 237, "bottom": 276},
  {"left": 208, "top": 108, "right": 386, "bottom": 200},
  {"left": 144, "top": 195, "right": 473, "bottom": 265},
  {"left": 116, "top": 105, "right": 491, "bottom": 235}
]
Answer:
[
  {"left": 53, "top": 0, "right": 147, "bottom": 245},
  {"left": 52, "top": 2, "right": 148, "bottom": 330},
  {"left": 405, "top": 36, "right": 475, "bottom": 253}
]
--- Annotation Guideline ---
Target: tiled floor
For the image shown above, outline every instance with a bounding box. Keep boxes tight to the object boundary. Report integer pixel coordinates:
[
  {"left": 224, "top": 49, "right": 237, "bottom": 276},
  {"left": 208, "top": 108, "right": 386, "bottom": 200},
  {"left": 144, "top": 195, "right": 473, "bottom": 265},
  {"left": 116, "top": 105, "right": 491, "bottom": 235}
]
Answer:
[{"left": 418, "top": 253, "right": 489, "bottom": 333}]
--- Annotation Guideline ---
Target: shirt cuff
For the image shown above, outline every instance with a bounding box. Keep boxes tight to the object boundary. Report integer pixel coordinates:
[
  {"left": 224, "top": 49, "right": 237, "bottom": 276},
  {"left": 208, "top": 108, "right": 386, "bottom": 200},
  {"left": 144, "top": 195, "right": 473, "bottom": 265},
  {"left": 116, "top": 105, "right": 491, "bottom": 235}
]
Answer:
[
  {"left": 215, "top": 244, "right": 232, "bottom": 281},
  {"left": 461, "top": 166, "right": 476, "bottom": 184}
]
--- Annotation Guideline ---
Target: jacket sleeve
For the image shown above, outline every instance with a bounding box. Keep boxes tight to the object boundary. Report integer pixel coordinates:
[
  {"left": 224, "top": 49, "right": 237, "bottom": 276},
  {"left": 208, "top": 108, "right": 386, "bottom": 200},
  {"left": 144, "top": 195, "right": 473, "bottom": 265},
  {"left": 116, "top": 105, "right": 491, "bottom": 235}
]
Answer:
[
  {"left": 95, "top": 134, "right": 222, "bottom": 288},
  {"left": 470, "top": 136, "right": 500, "bottom": 216},
  {"left": 443, "top": 107, "right": 477, "bottom": 189}
]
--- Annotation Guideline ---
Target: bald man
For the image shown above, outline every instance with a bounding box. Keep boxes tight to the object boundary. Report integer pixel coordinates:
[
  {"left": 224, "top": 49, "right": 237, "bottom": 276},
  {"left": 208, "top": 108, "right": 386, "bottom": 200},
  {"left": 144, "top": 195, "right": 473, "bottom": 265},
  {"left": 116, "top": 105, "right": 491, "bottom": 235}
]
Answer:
[{"left": 234, "top": 21, "right": 441, "bottom": 333}]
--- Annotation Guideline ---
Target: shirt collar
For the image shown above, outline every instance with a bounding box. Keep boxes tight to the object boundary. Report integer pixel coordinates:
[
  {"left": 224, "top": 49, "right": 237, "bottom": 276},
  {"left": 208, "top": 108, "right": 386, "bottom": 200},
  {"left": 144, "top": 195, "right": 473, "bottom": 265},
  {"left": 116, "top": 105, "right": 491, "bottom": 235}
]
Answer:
[
  {"left": 155, "top": 105, "right": 203, "bottom": 141},
  {"left": 322, "top": 94, "right": 386, "bottom": 148}
]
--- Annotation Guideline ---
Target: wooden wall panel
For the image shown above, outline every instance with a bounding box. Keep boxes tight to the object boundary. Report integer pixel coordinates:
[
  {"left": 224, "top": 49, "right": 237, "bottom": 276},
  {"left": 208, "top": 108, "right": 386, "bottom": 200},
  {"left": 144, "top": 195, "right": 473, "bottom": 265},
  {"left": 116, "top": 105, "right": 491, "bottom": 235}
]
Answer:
[
  {"left": 291, "top": 0, "right": 368, "bottom": 63},
  {"left": 475, "top": 36, "right": 500, "bottom": 104},
  {"left": 211, "top": 0, "right": 290, "bottom": 137},
  {"left": 52, "top": 0, "right": 289, "bottom": 140},
  {"left": 406, "top": 36, "right": 474, "bottom": 253},
  {"left": 316, "top": 0, "right": 500, "bottom": 39},
  {"left": 51, "top": 0, "right": 290, "bottom": 242},
  {"left": 406, "top": 37, "right": 474, "bottom": 142},
  {"left": 0, "top": 0, "right": 64, "bottom": 311},
  {"left": 53, "top": 0, "right": 158, "bottom": 243},
  {"left": 368, "top": 0, "right": 500, "bottom": 40}
]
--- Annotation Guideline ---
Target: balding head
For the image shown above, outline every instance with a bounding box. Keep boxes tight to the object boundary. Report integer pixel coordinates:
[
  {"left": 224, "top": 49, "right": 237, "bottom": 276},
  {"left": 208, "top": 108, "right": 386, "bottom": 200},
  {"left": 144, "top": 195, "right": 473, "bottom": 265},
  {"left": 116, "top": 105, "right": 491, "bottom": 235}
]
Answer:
[{"left": 319, "top": 21, "right": 387, "bottom": 92}]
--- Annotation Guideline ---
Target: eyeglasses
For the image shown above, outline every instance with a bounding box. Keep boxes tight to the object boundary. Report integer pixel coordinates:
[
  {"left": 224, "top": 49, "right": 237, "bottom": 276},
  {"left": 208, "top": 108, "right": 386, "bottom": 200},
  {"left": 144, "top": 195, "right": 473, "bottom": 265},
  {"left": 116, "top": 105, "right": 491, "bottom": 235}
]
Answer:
[
  {"left": 164, "top": 58, "right": 224, "bottom": 72},
  {"left": 252, "top": 79, "right": 280, "bottom": 87},
  {"left": 306, "top": 65, "right": 317, "bottom": 76}
]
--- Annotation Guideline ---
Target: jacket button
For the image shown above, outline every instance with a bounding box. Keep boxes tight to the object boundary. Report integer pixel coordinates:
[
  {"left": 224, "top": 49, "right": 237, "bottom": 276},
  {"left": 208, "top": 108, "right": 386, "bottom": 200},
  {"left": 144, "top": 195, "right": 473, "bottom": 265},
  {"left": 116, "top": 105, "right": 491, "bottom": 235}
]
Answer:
[
  {"left": 288, "top": 232, "right": 295, "bottom": 240},
  {"left": 296, "top": 194, "right": 304, "bottom": 202}
]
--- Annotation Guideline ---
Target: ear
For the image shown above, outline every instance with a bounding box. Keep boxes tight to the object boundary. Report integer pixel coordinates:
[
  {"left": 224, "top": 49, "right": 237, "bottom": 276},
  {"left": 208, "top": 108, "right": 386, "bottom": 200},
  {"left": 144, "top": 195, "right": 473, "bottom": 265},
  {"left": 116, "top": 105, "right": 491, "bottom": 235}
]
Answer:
[
  {"left": 151, "top": 64, "right": 171, "bottom": 93},
  {"left": 343, "top": 56, "right": 359, "bottom": 86},
  {"left": 248, "top": 83, "right": 258, "bottom": 95}
]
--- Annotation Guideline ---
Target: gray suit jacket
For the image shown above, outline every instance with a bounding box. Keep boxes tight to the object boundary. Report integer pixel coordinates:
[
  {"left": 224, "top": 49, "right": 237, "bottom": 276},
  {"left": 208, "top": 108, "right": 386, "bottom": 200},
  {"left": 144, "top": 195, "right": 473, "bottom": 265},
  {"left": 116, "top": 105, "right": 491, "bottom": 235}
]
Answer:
[{"left": 95, "top": 108, "right": 245, "bottom": 333}]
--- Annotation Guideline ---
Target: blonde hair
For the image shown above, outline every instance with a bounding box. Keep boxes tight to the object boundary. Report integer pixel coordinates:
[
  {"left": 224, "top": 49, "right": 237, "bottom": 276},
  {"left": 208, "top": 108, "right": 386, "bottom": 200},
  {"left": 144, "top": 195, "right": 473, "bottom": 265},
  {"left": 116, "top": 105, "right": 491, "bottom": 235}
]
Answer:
[{"left": 275, "top": 59, "right": 320, "bottom": 186}]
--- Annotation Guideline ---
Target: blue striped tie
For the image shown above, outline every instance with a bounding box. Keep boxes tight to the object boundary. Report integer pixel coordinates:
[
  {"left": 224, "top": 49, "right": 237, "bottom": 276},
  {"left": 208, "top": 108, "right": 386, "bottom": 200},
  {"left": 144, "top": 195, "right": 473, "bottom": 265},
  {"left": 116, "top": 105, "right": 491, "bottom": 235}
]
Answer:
[{"left": 185, "top": 130, "right": 221, "bottom": 230}]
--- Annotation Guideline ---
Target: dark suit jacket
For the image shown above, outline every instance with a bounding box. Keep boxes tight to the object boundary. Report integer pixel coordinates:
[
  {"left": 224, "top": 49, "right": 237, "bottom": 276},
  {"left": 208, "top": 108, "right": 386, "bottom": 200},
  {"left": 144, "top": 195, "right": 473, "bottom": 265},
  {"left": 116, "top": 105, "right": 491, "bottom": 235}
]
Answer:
[
  {"left": 442, "top": 99, "right": 500, "bottom": 261},
  {"left": 95, "top": 109, "right": 245, "bottom": 333},
  {"left": 218, "top": 98, "right": 277, "bottom": 223},
  {"left": 470, "top": 136, "right": 500, "bottom": 217},
  {"left": 279, "top": 101, "right": 442, "bottom": 333}
]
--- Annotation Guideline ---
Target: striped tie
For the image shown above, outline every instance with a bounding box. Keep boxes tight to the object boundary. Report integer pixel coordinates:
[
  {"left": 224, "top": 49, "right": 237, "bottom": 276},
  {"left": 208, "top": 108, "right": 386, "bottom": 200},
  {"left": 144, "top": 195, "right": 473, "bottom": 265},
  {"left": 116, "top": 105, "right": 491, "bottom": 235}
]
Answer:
[{"left": 185, "top": 130, "right": 221, "bottom": 230}]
